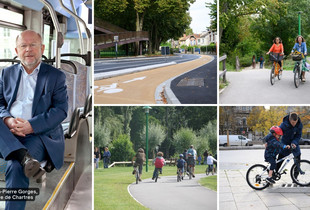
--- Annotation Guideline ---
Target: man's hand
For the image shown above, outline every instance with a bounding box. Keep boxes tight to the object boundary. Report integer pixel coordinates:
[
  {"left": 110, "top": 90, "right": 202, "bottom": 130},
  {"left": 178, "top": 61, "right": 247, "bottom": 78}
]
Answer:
[
  {"left": 286, "top": 145, "right": 291, "bottom": 149},
  {"left": 9, "top": 118, "right": 34, "bottom": 137},
  {"left": 264, "top": 143, "right": 267, "bottom": 148},
  {"left": 291, "top": 144, "right": 297, "bottom": 149},
  {"left": 4, "top": 117, "right": 18, "bottom": 129}
]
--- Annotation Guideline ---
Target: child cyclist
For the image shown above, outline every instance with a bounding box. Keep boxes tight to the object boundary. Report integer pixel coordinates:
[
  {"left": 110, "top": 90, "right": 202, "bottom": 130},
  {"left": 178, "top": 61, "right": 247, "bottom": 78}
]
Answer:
[
  {"left": 206, "top": 153, "right": 217, "bottom": 175},
  {"left": 264, "top": 126, "right": 290, "bottom": 184},
  {"left": 152, "top": 152, "right": 165, "bottom": 180},
  {"left": 132, "top": 148, "right": 146, "bottom": 182},
  {"left": 177, "top": 154, "right": 186, "bottom": 179}
]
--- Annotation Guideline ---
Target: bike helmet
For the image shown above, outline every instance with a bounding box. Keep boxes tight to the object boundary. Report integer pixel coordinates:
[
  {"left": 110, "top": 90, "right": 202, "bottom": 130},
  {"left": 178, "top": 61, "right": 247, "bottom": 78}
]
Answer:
[
  {"left": 270, "top": 126, "right": 283, "bottom": 136},
  {"left": 179, "top": 154, "right": 184, "bottom": 158}
]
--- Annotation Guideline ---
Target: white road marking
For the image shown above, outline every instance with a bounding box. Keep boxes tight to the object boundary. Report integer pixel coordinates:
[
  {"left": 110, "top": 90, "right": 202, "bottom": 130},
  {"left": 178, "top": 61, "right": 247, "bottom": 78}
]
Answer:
[
  {"left": 96, "top": 83, "right": 123, "bottom": 94},
  {"left": 123, "top": 76, "right": 146, "bottom": 83}
]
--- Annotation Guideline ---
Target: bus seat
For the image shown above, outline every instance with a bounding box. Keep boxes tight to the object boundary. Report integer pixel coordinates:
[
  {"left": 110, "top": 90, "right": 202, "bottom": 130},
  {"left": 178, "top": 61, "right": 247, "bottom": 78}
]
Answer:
[{"left": 64, "top": 107, "right": 80, "bottom": 162}]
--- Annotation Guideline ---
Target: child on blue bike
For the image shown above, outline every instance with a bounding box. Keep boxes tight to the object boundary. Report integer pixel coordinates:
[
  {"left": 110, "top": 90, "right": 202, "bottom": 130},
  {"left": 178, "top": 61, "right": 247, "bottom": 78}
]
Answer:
[
  {"left": 264, "top": 126, "right": 290, "bottom": 184},
  {"left": 177, "top": 154, "right": 186, "bottom": 178}
]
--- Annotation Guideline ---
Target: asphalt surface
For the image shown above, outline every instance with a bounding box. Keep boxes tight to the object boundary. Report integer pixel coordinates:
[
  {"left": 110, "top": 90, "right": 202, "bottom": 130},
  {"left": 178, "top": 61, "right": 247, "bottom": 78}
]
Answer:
[
  {"left": 128, "top": 173, "right": 216, "bottom": 210},
  {"left": 94, "top": 54, "right": 200, "bottom": 73},
  {"left": 171, "top": 56, "right": 217, "bottom": 104},
  {"left": 220, "top": 68, "right": 310, "bottom": 104}
]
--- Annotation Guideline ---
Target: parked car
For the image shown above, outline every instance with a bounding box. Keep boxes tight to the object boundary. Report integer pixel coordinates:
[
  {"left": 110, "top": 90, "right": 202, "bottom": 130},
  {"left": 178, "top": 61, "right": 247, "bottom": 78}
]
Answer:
[
  {"left": 299, "top": 138, "right": 310, "bottom": 145},
  {"left": 219, "top": 135, "right": 251, "bottom": 147}
]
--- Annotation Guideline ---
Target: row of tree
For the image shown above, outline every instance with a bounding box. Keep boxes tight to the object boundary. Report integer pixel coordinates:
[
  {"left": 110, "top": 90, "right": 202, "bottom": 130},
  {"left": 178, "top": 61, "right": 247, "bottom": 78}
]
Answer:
[
  {"left": 95, "top": 0, "right": 217, "bottom": 54},
  {"left": 220, "top": 0, "right": 310, "bottom": 68},
  {"left": 220, "top": 106, "right": 310, "bottom": 136},
  {"left": 95, "top": 106, "right": 217, "bottom": 162}
]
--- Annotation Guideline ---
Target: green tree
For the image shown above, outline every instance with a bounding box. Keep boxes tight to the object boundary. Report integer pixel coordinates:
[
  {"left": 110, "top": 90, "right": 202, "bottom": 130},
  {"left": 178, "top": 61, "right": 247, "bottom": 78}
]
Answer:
[
  {"left": 110, "top": 134, "right": 135, "bottom": 162},
  {"left": 173, "top": 128, "right": 197, "bottom": 154},
  {"left": 140, "top": 122, "right": 166, "bottom": 158},
  {"left": 199, "top": 120, "right": 217, "bottom": 155}
]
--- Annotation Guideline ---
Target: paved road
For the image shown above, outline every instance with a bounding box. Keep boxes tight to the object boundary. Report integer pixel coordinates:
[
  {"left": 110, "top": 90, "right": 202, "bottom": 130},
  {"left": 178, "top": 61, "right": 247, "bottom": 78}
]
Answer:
[
  {"left": 220, "top": 68, "right": 310, "bottom": 104},
  {"left": 219, "top": 149, "right": 310, "bottom": 210},
  {"left": 94, "top": 54, "right": 200, "bottom": 73},
  {"left": 94, "top": 55, "right": 212, "bottom": 104},
  {"left": 171, "top": 56, "right": 217, "bottom": 104},
  {"left": 128, "top": 174, "right": 216, "bottom": 210}
]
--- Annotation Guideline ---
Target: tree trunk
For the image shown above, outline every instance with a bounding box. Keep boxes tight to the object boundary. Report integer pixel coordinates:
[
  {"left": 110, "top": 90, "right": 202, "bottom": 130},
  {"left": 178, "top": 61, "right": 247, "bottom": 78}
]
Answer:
[{"left": 135, "top": 12, "right": 145, "bottom": 55}]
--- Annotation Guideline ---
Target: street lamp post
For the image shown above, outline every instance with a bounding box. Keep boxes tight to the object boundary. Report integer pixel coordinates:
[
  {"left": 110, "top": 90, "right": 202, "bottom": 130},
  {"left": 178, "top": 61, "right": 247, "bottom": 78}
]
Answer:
[
  {"left": 298, "top": 11, "right": 302, "bottom": 35},
  {"left": 143, "top": 106, "right": 152, "bottom": 172}
]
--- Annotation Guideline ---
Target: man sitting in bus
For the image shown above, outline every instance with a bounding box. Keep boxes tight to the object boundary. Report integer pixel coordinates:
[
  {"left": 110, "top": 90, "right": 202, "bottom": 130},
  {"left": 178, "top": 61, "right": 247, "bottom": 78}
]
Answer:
[{"left": 0, "top": 30, "right": 68, "bottom": 210}]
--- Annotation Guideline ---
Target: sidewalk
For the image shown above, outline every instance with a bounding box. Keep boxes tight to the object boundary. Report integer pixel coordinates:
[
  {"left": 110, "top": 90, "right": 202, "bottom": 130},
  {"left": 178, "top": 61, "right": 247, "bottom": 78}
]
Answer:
[{"left": 220, "top": 169, "right": 310, "bottom": 210}]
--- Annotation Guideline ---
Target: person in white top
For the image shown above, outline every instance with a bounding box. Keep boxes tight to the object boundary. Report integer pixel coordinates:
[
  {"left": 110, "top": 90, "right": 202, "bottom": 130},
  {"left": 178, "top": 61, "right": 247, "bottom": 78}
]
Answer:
[{"left": 206, "top": 153, "right": 217, "bottom": 175}]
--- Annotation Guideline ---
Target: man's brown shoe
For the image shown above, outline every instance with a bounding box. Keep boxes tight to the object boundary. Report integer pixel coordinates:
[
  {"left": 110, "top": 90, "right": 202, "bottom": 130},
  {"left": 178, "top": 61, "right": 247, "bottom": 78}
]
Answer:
[{"left": 22, "top": 153, "right": 46, "bottom": 179}]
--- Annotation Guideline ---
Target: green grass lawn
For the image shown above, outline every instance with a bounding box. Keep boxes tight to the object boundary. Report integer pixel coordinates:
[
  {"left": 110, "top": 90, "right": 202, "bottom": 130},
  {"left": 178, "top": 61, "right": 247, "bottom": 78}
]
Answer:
[
  {"left": 199, "top": 175, "right": 217, "bottom": 191},
  {"left": 94, "top": 164, "right": 215, "bottom": 210}
]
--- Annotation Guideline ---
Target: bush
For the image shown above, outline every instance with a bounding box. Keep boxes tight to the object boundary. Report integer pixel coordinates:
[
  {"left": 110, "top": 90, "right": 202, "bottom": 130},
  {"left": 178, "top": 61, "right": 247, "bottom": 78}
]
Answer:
[
  {"left": 207, "top": 43, "right": 216, "bottom": 53},
  {"left": 239, "top": 54, "right": 254, "bottom": 67},
  {"left": 173, "top": 128, "right": 197, "bottom": 154},
  {"left": 110, "top": 134, "right": 135, "bottom": 162},
  {"left": 201, "top": 46, "right": 207, "bottom": 53},
  {"left": 187, "top": 46, "right": 194, "bottom": 54}
]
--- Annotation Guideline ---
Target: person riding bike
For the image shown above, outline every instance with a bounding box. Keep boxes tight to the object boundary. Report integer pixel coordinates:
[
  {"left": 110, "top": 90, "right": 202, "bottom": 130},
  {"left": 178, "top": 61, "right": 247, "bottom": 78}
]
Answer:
[
  {"left": 291, "top": 35, "right": 308, "bottom": 82},
  {"left": 152, "top": 152, "right": 165, "bottom": 180},
  {"left": 177, "top": 154, "right": 186, "bottom": 177},
  {"left": 266, "top": 37, "right": 284, "bottom": 71},
  {"left": 187, "top": 145, "right": 197, "bottom": 178},
  {"left": 132, "top": 148, "right": 146, "bottom": 182},
  {"left": 264, "top": 126, "right": 290, "bottom": 184}
]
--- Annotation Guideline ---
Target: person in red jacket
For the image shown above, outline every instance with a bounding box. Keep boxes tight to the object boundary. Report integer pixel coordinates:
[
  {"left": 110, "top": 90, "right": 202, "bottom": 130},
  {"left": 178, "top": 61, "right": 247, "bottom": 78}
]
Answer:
[
  {"left": 266, "top": 37, "right": 284, "bottom": 71},
  {"left": 152, "top": 152, "right": 165, "bottom": 180}
]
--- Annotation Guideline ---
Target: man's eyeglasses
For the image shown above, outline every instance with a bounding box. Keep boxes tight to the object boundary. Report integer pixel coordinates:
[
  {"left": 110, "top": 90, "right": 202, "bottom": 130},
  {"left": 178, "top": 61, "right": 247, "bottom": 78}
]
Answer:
[{"left": 18, "top": 43, "right": 41, "bottom": 49}]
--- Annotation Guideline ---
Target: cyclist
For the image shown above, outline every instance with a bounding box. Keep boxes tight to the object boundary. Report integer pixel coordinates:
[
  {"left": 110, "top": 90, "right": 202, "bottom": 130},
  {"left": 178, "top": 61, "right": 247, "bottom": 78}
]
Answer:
[
  {"left": 177, "top": 154, "right": 186, "bottom": 178},
  {"left": 132, "top": 148, "right": 146, "bottom": 182},
  {"left": 291, "top": 35, "right": 308, "bottom": 82},
  {"left": 277, "top": 112, "right": 303, "bottom": 180},
  {"left": 152, "top": 152, "right": 165, "bottom": 180},
  {"left": 264, "top": 126, "right": 290, "bottom": 184},
  {"left": 206, "top": 153, "right": 217, "bottom": 175},
  {"left": 187, "top": 145, "right": 197, "bottom": 178},
  {"left": 266, "top": 37, "right": 284, "bottom": 71}
]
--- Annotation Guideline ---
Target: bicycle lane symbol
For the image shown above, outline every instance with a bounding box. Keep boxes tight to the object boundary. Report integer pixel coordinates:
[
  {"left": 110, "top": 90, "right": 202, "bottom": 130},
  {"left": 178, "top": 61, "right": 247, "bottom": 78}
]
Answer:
[{"left": 94, "top": 83, "right": 123, "bottom": 94}]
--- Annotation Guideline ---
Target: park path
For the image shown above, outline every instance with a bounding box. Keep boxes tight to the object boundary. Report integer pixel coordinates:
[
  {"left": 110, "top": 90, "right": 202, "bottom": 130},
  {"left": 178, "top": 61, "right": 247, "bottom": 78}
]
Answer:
[
  {"left": 219, "top": 64, "right": 310, "bottom": 104},
  {"left": 128, "top": 173, "right": 216, "bottom": 210}
]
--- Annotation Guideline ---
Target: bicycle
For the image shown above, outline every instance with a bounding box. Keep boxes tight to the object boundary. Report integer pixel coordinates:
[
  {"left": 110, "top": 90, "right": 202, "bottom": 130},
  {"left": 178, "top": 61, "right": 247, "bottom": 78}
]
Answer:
[
  {"left": 187, "top": 156, "right": 195, "bottom": 180},
  {"left": 292, "top": 50, "right": 306, "bottom": 88},
  {"left": 177, "top": 168, "right": 183, "bottom": 182},
  {"left": 133, "top": 165, "right": 139, "bottom": 184},
  {"left": 269, "top": 52, "right": 283, "bottom": 85},
  {"left": 246, "top": 150, "right": 310, "bottom": 190},
  {"left": 154, "top": 168, "right": 160, "bottom": 182},
  {"left": 206, "top": 164, "right": 214, "bottom": 176}
]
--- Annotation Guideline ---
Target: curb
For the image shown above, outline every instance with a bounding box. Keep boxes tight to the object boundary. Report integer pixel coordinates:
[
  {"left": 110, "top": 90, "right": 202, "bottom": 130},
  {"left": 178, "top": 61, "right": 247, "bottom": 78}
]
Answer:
[
  {"left": 94, "top": 62, "right": 177, "bottom": 80},
  {"left": 156, "top": 56, "right": 215, "bottom": 104}
]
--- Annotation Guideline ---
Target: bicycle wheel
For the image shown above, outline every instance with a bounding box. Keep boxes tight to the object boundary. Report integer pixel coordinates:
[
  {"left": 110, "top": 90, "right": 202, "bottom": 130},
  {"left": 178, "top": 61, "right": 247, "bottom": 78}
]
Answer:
[
  {"left": 277, "top": 64, "right": 282, "bottom": 80},
  {"left": 246, "top": 164, "right": 270, "bottom": 190},
  {"left": 290, "top": 160, "right": 310, "bottom": 186},
  {"left": 294, "top": 66, "right": 300, "bottom": 88},
  {"left": 189, "top": 166, "right": 192, "bottom": 180},
  {"left": 155, "top": 169, "right": 158, "bottom": 182},
  {"left": 135, "top": 170, "right": 139, "bottom": 184},
  {"left": 270, "top": 66, "right": 275, "bottom": 85}
]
